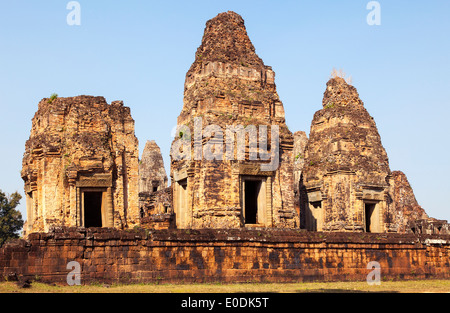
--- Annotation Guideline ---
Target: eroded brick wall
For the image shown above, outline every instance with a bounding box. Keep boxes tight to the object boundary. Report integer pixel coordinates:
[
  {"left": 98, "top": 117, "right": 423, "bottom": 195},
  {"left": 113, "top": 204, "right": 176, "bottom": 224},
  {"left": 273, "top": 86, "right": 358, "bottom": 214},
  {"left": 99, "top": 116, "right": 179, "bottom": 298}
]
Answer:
[{"left": 1, "top": 228, "right": 449, "bottom": 285}]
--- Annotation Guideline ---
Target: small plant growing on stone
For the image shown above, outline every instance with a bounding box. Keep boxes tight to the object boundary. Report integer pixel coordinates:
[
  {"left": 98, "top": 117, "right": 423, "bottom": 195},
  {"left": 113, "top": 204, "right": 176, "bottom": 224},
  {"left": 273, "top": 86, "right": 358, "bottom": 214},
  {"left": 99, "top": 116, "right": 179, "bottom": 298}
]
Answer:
[
  {"left": 48, "top": 93, "right": 58, "bottom": 104},
  {"left": 295, "top": 153, "right": 304, "bottom": 161},
  {"left": 330, "top": 68, "right": 352, "bottom": 85}
]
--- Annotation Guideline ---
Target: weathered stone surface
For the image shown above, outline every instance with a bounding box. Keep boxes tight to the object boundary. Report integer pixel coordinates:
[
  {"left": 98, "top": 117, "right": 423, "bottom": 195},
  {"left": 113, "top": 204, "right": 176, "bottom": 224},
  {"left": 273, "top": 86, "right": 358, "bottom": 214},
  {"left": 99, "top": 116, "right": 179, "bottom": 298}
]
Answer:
[
  {"left": 306, "top": 77, "right": 391, "bottom": 180},
  {"left": 391, "top": 171, "right": 427, "bottom": 232},
  {"left": 391, "top": 170, "right": 450, "bottom": 234},
  {"left": 140, "top": 187, "right": 174, "bottom": 229},
  {"left": 409, "top": 218, "right": 450, "bottom": 235},
  {"left": 18, "top": 10, "right": 449, "bottom": 242},
  {"left": 21, "top": 96, "right": 140, "bottom": 235},
  {"left": 1, "top": 227, "right": 449, "bottom": 285},
  {"left": 171, "top": 11, "right": 298, "bottom": 229},
  {"left": 139, "top": 140, "right": 168, "bottom": 194},
  {"left": 300, "top": 77, "right": 394, "bottom": 232}
]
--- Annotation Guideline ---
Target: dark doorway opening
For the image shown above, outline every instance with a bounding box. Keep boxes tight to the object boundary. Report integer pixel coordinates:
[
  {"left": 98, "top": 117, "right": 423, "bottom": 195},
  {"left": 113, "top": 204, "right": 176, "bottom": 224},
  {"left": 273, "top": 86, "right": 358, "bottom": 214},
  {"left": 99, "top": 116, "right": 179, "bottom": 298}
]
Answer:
[
  {"left": 84, "top": 192, "right": 103, "bottom": 228},
  {"left": 244, "top": 180, "right": 261, "bottom": 224},
  {"left": 152, "top": 181, "right": 160, "bottom": 193},
  {"left": 180, "top": 179, "right": 187, "bottom": 192},
  {"left": 365, "top": 203, "right": 376, "bottom": 233}
]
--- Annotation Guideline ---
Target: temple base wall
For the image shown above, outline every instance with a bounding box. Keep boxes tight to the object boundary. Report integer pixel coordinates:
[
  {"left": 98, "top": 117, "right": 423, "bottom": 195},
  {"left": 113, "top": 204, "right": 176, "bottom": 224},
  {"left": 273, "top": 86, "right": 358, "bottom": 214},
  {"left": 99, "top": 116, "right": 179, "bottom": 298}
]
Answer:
[{"left": 1, "top": 228, "right": 449, "bottom": 285}]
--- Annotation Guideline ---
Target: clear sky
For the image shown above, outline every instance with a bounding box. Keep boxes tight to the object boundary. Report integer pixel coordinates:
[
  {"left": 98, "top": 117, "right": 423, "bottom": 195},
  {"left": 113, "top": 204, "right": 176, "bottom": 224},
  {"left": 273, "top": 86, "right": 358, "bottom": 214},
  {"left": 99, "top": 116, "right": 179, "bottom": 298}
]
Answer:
[{"left": 1, "top": 1, "right": 449, "bottom": 223}]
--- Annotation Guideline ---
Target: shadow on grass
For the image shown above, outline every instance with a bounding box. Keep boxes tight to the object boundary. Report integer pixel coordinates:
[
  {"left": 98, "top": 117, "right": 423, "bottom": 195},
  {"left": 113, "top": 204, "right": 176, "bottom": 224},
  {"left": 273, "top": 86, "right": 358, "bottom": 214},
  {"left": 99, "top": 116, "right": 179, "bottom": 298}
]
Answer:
[{"left": 296, "top": 289, "right": 399, "bottom": 293}]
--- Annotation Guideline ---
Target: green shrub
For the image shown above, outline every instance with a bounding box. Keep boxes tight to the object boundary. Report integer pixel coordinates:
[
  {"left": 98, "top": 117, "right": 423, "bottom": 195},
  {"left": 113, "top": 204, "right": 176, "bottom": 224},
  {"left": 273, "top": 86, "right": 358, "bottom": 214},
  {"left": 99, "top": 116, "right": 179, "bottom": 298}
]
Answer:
[{"left": 48, "top": 93, "right": 58, "bottom": 104}]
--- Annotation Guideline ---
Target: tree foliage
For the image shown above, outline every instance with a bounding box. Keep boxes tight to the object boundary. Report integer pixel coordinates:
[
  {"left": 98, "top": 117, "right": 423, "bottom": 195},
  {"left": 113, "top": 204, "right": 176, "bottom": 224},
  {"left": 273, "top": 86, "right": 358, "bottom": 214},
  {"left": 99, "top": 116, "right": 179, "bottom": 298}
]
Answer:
[{"left": 0, "top": 190, "right": 24, "bottom": 246}]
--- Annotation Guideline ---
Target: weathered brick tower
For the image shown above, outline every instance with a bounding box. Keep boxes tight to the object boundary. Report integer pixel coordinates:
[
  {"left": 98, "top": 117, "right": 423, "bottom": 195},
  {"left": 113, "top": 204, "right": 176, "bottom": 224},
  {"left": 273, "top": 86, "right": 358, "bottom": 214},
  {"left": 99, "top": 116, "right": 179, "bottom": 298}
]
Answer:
[
  {"left": 21, "top": 96, "right": 140, "bottom": 234},
  {"left": 170, "top": 11, "right": 298, "bottom": 229},
  {"left": 300, "top": 77, "right": 395, "bottom": 232}
]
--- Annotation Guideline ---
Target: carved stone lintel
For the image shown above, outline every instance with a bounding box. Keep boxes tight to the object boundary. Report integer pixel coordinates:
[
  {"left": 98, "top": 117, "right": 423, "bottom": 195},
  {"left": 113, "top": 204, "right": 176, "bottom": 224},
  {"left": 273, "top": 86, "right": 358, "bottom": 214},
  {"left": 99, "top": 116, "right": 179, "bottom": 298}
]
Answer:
[
  {"left": 76, "top": 174, "right": 113, "bottom": 188},
  {"left": 239, "top": 163, "right": 273, "bottom": 176}
]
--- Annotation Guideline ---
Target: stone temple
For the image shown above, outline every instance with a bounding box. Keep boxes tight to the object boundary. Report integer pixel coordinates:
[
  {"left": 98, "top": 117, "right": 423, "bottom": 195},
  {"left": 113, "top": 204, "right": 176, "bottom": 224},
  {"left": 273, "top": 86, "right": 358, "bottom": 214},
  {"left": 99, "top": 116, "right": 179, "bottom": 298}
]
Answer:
[
  {"left": 298, "top": 76, "right": 447, "bottom": 234},
  {"left": 299, "top": 77, "right": 398, "bottom": 232},
  {"left": 138, "top": 140, "right": 173, "bottom": 230},
  {"left": 21, "top": 96, "right": 140, "bottom": 234},
  {"left": 20, "top": 11, "right": 448, "bottom": 236},
  {"left": 170, "top": 11, "right": 298, "bottom": 229},
  {"left": 139, "top": 140, "right": 168, "bottom": 195},
  {"left": 8, "top": 10, "right": 450, "bottom": 289}
]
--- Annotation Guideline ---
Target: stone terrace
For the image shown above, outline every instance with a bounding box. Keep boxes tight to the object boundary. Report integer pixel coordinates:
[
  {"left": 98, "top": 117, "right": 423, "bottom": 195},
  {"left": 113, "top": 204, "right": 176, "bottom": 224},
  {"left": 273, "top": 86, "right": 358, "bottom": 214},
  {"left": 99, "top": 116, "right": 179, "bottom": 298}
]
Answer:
[{"left": 1, "top": 227, "right": 449, "bottom": 285}]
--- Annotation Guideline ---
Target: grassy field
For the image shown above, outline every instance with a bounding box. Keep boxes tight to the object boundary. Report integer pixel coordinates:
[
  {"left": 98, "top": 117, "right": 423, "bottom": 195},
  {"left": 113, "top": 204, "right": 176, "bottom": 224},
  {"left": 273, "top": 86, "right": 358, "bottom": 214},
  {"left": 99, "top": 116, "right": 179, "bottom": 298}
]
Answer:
[{"left": 0, "top": 279, "right": 449, "bottom": 293}]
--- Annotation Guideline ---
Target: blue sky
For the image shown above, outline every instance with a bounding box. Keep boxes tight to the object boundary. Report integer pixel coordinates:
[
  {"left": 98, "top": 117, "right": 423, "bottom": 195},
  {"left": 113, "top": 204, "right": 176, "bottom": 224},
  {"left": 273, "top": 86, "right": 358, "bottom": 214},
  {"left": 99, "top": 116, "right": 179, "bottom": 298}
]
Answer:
[{"left": 0, "top": 1, "right": 449, "bottom": 222}]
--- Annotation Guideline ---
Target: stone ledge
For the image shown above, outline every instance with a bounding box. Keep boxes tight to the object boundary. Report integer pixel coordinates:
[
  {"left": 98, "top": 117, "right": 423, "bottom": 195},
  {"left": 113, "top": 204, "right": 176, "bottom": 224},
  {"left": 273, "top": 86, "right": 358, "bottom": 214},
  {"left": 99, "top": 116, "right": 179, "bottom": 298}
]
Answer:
[{"left": 19, "top": 227, "right": 450, "bottom": 246}]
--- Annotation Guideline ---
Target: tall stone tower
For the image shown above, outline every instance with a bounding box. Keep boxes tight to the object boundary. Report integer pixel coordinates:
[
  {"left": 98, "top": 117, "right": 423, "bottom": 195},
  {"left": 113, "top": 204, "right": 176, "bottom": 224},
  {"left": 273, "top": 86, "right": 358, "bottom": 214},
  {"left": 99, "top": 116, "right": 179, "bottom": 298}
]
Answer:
[
  {"left": 21, "top": 96, "right": 140, "bottom": 234},
  {"left": 300, "top": 77, "right": 395, "bottom": 232},
  {"left": 170, "top": 11, "right": 298, "bottom": 229},
  {"left": 139, "top": 140, "right": 168, "bottom": 194}
]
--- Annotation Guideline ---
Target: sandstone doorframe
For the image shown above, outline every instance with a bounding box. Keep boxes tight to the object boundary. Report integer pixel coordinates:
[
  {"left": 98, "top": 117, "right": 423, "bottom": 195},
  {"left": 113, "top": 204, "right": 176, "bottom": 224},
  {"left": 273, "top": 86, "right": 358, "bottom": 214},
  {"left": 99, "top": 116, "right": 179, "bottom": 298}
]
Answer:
[
  {"left": 24, "top": 188, "right": 35, "bottom": 234},
  {"left": 240, "top": 175, "right": 271, "bottom": 227},
  {"left": 304, "top": 188, "right": 324, "bottom": 231},
  {"left": 75, "top": 174, "right": 114, "bottom": 228},
  {"left": 173, "top": 166, "right": 191, "bottom": 229},
  {"left": 359, "top": 187, "right": 386, "bottom": 233},
  {"left": 308, "top": 201, "right": 324, "bottom": 231},
  {"left": 80, "top": 188, "right": 107, "bottom": 227},
  {"left": 363, "top": 200, "right": 381, "bottom": 233},
  {"left": 175, "top": 178, "right": 188, "bottom": 228}
]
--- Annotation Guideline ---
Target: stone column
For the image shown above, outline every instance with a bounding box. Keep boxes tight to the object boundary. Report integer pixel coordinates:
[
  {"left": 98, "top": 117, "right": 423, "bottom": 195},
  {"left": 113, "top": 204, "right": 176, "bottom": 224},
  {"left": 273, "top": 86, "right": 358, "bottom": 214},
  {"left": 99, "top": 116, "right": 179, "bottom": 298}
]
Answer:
[
  {"left": 76, "top": 187, "right": 81, "bottom": 227},
  {"left": 69, "top": 184, "right": 76, "bottom": 227},
  {"left": 107, "top": 187, "right": 114, "bottom": 227},
  {"left": 266, "top": 176, "right": 273, "bottom": 227}
]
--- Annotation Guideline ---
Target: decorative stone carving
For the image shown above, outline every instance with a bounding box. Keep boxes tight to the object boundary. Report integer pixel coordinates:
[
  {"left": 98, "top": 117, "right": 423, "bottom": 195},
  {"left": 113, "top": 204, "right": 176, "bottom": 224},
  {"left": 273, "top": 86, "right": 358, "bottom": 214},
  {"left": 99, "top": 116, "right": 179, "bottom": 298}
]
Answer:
[
  {"left": 170, "top": 11, "right": 298, "bottom": 229},
  {"left": 300, "top": 77, "right": 394, "bottom": 232},
  {"left": 21, "top": 96, "right": 139, "bottom": 235}
]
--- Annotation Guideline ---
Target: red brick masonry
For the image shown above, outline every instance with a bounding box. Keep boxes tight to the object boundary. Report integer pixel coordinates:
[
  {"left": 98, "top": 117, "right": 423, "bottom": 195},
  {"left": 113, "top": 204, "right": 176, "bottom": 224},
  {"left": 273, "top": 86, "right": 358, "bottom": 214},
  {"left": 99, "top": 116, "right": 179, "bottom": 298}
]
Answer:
[{"left": 1, "top": 227, "right": 449, "bottom": 285}]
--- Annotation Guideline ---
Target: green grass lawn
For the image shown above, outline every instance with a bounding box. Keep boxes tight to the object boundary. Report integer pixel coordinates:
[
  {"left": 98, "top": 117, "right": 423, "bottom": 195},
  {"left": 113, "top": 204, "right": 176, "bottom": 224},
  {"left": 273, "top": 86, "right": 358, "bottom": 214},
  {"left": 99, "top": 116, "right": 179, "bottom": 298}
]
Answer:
[{"left": 1, "top": 279, "right": 449, "bottom": 293}]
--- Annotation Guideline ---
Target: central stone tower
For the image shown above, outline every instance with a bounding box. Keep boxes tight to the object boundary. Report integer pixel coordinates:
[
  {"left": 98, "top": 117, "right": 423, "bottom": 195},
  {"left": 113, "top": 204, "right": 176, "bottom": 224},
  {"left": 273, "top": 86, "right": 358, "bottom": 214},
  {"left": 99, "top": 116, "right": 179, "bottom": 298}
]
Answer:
[{"left": 170, "top": 11, "right": 298, "bottom": 229}]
